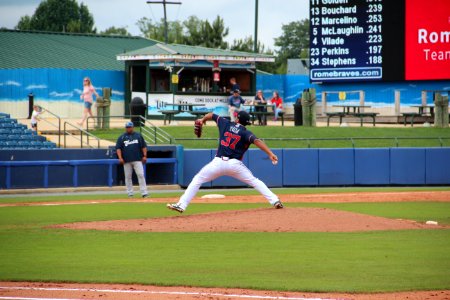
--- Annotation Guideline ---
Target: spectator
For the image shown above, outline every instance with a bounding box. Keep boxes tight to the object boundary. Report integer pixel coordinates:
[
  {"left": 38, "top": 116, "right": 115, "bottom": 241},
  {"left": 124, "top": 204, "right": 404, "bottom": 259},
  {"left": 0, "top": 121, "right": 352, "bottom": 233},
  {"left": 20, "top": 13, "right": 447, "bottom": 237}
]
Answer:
[
  {"left": 270, "top": 91, "right": 283, "bottom": 121},
  {"left": 253, "top": 90, "right": 267, "bottom": 125},
  {"left": 229, "top": 77, "right": 240, "bottom": 93},
  {"left": 116, "top": 122, "right": 149, "bottom": 198},
  {"left": 30, "top": 105, "right": 44, "bottom": 132},
  {"left": 77, "top": 77, "right": 99, "bottom": 126},
  {"left": 228, "top": 89, "right": 245, "bottom": 121}
]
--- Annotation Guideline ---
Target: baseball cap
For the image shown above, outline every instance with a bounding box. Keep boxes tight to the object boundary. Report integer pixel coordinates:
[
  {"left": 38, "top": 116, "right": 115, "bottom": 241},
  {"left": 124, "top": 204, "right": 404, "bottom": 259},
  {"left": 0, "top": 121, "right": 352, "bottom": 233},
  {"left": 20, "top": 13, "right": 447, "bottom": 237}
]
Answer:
[
  {"left": 125, "top": 121, "right": 134, "bottom": 128},
  {"left": 233, "top": 89, "right": 241, "bottom": 94},
  {"left": 237, "top": 111, "right": 251, "bottom": 126}
]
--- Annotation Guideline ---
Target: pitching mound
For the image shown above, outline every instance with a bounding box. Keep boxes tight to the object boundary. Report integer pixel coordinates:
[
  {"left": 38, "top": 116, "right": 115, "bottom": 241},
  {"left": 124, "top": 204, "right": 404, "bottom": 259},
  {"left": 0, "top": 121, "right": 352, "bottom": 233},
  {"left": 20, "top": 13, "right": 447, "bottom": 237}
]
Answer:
[{"left": 53, "top": 207, "right": 444, "bottom": 232}]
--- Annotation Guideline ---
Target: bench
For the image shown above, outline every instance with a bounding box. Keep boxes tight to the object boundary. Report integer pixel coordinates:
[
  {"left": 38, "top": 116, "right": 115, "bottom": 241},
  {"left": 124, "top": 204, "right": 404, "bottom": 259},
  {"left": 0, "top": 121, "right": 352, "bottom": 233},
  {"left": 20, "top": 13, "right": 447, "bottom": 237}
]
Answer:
[
  {"left": 326, "top": 112, "right": 345, "bottom": 126},
  {"left": 159, "top": 110, "right": 179, "bottom": 125},
  {"left": 250, "top": 111, "right": 270, "bottom": 125},
  {"left": 189, "top": 111, "right": 210, "bottom": 119},
  {"left": 353, "top": 112, "right": 379, "bottom": 127},
  {"left": 402, "top": 112, "right": 422, "bottom": 127}
]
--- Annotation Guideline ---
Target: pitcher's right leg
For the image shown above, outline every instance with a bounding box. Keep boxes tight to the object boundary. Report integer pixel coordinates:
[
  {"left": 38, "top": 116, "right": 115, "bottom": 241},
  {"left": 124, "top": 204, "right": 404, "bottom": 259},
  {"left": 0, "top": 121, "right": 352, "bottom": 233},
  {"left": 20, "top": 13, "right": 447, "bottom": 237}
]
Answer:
[
  {"left": 169, "top": 158, "right": 223, "bottom": 212},
  {"left": 228, "top": 160, "right": 282, "bottom": 208}
]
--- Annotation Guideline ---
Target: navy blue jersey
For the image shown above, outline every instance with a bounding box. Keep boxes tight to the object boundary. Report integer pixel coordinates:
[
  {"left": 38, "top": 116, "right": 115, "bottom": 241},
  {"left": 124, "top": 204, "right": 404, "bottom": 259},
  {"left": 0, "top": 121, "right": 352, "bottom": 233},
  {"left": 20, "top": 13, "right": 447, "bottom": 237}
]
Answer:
[
  {"left": 116, "top": 132, "right": 147, "bottom": 162},
  {"left": 213, "top": 114, "right": 257, "bottom": 160}
]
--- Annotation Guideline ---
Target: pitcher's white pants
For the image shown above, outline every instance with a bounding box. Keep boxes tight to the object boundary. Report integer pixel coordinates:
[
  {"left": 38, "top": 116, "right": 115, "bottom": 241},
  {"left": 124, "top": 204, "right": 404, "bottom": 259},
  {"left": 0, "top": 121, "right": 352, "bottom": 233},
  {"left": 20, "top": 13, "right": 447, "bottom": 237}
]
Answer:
[
  {"left": 177, "top": 157, "right": 279, "bottom": 210},
  {"left": 124, "top": 161, "right": 148, "bottom": 196}
]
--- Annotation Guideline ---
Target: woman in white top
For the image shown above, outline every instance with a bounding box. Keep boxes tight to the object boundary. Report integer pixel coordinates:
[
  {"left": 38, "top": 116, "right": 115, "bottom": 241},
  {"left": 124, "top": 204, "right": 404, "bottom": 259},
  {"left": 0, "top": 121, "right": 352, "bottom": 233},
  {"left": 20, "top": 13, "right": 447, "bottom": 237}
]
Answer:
[
  {"left": 31, "top": 105, "right": 44, "bottom": 131},
  {"left": 77, "top": 77, "right": 99, "bottom": 126}
]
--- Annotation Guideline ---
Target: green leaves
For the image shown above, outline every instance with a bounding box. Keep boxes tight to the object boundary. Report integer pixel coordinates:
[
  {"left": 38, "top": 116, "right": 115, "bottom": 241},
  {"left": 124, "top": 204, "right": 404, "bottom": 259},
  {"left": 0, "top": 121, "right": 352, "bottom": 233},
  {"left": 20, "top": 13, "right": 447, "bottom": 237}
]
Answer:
[
  {"left": 136, "top": 15, "right": 229, "bottom": 49},
  {"left": 15, "top": 0, "right": 96, "bottom": 34}
]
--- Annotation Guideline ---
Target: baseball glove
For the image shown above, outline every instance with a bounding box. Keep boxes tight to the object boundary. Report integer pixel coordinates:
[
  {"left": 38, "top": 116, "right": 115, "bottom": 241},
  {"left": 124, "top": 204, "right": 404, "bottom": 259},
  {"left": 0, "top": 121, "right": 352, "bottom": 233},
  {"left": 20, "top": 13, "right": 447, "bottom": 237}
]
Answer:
[{"left": 194, "top": 120, "right": 203, "bottom": 138}]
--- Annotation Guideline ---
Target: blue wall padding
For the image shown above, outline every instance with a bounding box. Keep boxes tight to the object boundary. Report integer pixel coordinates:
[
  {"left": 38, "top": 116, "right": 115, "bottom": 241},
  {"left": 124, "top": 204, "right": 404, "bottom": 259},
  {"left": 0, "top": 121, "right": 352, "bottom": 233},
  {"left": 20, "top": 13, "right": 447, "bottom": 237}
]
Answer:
[
  {"left": 282, "top": 149, "right": 319, "bottom": 186},
  {"left": 211, "top": 150, "right": 249, "bottom": 187},
  {"left": 247, "top": 149, "right": 283, "bottom": 187},
  {"left": 0, "top": 149, "right": 112, "bottom": 188},
  {"left": 319, "top": 149, "right": 355, "bottom": 185},
  {"left": 425, "top": 148, "right": 450, "bottom": 184},
  {"left": 0, "top": 146, "right": 179, "bottom": 188},
  {"left": 355, "top": 148, "right": 390, "bottom": 185},
  {"left": 390, "top": 148, "right": 426, "bottom": 184},
  {"left": 180, "top": 149, "right": 212, "bottom": 188}
]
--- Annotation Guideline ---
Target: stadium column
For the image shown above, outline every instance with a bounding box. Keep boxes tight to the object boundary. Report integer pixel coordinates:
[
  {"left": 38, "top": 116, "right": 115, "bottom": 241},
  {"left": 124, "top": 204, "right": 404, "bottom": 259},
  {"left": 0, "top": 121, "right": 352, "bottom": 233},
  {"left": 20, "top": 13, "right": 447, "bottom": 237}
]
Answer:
[
  {"left": 125, "top": 61, "right": 131, "bottom": 115},
  {"left": 145, "top": 64, "right": 150, "bottom": 119}
]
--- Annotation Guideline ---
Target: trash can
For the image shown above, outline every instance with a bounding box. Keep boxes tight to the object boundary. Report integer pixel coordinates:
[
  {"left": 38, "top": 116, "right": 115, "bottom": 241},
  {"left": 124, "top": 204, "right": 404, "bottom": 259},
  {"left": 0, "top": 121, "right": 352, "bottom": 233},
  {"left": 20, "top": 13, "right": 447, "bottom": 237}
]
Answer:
[
  {"left": 293, "top": 98, "right": 303, "bottom": 126},
  {"left": 130, "top": 97, "right": 146, "bottom": 127}
]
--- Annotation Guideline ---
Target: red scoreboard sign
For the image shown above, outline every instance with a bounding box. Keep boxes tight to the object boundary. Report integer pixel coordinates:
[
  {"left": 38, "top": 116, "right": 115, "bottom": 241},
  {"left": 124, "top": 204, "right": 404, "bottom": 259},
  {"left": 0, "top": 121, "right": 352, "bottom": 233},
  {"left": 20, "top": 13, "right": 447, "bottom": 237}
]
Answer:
[{"left": 405, "top": 0, "right": 450, "bottom": 80}]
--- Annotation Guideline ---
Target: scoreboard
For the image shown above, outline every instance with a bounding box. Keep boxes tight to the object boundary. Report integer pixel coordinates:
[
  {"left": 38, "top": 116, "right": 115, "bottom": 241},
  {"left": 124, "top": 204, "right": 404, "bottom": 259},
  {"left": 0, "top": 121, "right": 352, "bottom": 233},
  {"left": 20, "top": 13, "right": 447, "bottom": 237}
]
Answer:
[{"left": 309, "top": 0, "right": 450, "bottom": 82}]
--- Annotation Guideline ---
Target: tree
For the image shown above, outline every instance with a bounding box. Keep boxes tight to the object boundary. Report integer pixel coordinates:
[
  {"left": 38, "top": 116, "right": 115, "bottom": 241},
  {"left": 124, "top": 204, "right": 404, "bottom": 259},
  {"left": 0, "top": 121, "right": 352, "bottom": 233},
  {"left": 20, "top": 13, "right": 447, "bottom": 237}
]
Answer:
[
  {"left": 136, "top": 17, "right": 184, "bottom": 43},
  {"left": 230, "top": 36, "right": 268, "bottom": 53},
  {"left": 16, "top": 16, "right": 33, "bottom": 30},
  {"left": 137, "top": 15, "right": 229, "bottom": 49},
  {"left": 273, "top": 19, "right": 309, "bottom": 73},
  {"left": 15, "top": 0, "right": 96, "bottom": 33},
  {"left": 100, "top": 26, "right": 131, "bottom": 36}
]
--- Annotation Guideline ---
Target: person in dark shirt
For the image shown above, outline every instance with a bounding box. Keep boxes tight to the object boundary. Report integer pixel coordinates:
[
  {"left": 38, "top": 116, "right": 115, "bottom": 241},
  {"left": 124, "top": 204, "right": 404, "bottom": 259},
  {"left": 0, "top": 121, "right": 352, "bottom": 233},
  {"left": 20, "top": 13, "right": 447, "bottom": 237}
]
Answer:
[
  {"left": 167, "top": 111, "right": 283, "bottom": 213},
  {"left": 116, "top": 122, "right": 148, "bottom": 198},
  {"left": 228, "top": 89, "right": 245, "bottom": 121},
  {"left": 253, "top": 90, "right": 267, "bottom": 125},
  {"left": 229, "top": 77, "right": 240, "bottom": 93}
]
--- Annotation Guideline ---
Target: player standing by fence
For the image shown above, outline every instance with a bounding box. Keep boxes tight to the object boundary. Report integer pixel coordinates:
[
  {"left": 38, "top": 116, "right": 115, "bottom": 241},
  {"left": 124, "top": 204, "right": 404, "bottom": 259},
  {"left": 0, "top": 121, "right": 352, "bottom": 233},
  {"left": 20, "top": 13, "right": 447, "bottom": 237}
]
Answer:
[{"left": 116, "top": 122, "right": 149, "bottom": 198}]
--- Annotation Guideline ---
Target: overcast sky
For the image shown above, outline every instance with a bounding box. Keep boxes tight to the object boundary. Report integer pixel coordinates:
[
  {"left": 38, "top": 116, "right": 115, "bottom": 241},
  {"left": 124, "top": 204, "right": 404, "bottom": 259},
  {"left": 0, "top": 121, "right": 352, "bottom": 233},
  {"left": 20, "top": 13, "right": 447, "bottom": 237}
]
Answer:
[{"left": 0, "top": 0, "right": 309, "bottom": 49}]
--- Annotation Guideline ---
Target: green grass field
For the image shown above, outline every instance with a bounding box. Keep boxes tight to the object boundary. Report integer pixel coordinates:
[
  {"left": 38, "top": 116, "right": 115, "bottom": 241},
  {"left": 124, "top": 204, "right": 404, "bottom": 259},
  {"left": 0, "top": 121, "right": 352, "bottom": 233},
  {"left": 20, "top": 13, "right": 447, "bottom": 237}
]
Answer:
[
  {"left": 0, "top": 190, "right": 449, "bottom": 293},
  {"left": 91, "top": 126, "right": 450, "bottom": 148}
]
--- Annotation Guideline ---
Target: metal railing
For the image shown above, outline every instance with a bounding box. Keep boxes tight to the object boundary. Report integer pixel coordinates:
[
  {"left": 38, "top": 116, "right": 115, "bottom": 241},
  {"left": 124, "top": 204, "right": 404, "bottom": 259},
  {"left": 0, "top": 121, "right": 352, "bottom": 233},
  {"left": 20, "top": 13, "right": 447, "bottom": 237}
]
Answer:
[
  {"left": 63, "top": 121, "right": 101, "bottom": 148},
  {"left": 86, "top": 115, "right": 174, "bottom": 144},
  {"left": 174, "top": 136, "right": 450, "bottom": 148},
  {"left": 38, "top": 107, "right": 62, "bottom": 146}
]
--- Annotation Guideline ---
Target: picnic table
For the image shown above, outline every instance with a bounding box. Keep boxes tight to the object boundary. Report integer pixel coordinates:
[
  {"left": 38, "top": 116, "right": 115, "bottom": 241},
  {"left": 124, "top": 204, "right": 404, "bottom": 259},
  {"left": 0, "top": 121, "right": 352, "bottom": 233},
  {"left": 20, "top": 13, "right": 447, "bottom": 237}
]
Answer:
[
  {"left": 328, "top": 105, "right": 378, "bottom": 127},
  {"left": 333, "top": 105, "right": 372, "bottom": 114},
  {"left": 401, "top": 105, "right": 435, "bottom": 127},
  {"left": 242, "top": 104, "right": 285, "bottom": 126},
  {"left": 159, "top": 103, "right": 207, "bottom": 125},
  {"left": 410, "top": 105, "right": 435, "bottom": 116}
]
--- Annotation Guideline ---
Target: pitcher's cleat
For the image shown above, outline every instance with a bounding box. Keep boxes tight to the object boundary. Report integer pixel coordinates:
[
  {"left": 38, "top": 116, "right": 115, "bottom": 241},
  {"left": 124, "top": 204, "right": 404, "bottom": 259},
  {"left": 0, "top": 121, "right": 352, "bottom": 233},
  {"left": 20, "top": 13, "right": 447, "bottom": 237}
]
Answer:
[
  {"left": 167, "top": 203, "right": 184, "bottom": 213},
  {"left": 273, "top": 201, "right": 284, "bottom": 209},
  {"left": 128, "top": 194, "right": 134, "bottom": 198},
  {"left": 142, "top": 194, "right": 149, "bottom": 198}
]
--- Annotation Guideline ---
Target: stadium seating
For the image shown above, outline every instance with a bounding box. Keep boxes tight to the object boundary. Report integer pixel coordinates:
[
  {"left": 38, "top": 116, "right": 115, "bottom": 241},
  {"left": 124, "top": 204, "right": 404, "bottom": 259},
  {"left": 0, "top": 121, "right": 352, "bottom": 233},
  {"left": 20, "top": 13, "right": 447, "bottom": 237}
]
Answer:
[{"left": 0, "top": 113, "right": 56, "bottom": 150}]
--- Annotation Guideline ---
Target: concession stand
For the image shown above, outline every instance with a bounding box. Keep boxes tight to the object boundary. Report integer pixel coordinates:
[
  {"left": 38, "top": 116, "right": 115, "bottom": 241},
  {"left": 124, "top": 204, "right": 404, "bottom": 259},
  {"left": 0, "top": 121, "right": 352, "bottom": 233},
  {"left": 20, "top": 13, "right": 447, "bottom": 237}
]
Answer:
[{"left": 117, "top": 43, "right": 275, "bottom": 117}]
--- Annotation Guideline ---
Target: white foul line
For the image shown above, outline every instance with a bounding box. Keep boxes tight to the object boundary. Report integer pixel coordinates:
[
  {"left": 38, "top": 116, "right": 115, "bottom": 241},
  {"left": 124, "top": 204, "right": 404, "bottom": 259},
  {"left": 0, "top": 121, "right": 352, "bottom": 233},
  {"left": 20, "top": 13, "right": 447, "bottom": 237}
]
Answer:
[{"left": 0, "top": 286, "right": 339, "bottom": 300}]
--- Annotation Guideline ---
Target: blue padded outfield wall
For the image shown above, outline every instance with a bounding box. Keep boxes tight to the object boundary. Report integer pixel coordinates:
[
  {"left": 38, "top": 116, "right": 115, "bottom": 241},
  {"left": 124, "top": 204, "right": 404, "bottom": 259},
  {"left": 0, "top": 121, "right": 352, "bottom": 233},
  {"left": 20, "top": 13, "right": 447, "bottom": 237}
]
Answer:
[
  {"left": 181, "top": 148, "right": 450, "bottom": 188},
  {"left": 256, "top": 75, "right": 450, "bottom": 107},
  {"left": 0, "top": 147, "right": 449, "bottom": 189}
]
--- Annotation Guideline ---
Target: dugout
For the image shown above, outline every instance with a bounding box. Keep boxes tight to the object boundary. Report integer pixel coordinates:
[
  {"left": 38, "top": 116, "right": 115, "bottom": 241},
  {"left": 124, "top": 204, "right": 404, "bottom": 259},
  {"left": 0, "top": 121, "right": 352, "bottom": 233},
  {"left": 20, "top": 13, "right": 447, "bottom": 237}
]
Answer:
[{"left": 117, "top": 43, "right": 275, "bottom": 117}]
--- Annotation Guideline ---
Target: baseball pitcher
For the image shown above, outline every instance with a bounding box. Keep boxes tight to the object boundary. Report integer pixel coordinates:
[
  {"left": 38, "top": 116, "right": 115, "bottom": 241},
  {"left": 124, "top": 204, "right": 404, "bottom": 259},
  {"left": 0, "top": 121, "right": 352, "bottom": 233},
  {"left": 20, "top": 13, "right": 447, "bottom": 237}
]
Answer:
[{"left": 167, "top": 111, "right": 283, "bottom": 213}]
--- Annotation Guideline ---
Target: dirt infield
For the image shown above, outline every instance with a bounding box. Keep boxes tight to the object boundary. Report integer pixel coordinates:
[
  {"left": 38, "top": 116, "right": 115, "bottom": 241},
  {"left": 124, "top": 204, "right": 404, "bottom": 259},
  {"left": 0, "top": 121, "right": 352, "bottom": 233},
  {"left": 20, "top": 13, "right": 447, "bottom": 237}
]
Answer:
[
  {"left": 2, "top": 190, "right": 450, "bottom": 207},
  {"left": 52, "top": 207, "right": 445, "bottom": 232},
  {"left": 0, "top": 282, "right": 449, "bottom": 300}
]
